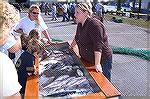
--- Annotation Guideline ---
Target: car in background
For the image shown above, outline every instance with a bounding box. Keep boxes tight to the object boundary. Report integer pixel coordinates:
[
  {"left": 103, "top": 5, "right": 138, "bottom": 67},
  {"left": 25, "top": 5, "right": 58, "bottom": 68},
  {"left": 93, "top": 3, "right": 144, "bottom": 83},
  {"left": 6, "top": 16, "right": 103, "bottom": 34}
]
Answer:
[
  {"left": 103, "top": 5, "right": 117, "bottom": 12},
  {"left": 103, "top": 1, "right": 117, "bottom": 12},
  {"left": 103, "top": 2, "right": 131, "bottom": 13}
]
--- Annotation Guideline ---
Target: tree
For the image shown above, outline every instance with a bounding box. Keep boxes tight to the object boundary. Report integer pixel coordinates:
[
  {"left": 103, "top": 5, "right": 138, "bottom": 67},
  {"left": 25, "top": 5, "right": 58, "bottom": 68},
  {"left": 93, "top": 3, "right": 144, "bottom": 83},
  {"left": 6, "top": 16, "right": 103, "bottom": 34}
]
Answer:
[
  {"left": 137, "top": 0, "right": 142, "bottom": 19},
  {"left": 132, "top": 0, "right": 136, "bottom": 9},
  {"left": 138, "top": 0, "right": 142, "bottom": 13}
]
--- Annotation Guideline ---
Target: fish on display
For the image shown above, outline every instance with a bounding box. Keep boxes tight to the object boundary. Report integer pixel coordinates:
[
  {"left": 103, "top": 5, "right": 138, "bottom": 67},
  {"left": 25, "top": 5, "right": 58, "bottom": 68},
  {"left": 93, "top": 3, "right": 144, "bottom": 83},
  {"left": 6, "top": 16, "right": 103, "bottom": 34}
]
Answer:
[{"left": 39, "top": 42, "right": 100, "bottom": 97}]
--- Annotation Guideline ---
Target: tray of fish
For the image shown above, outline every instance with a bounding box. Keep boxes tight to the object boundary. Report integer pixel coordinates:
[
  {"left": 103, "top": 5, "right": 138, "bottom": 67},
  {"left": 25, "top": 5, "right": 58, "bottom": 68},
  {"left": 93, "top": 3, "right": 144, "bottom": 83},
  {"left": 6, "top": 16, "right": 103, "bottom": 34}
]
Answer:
[{"left": 39, "top": 42, "right": 100, "bottom": 98}]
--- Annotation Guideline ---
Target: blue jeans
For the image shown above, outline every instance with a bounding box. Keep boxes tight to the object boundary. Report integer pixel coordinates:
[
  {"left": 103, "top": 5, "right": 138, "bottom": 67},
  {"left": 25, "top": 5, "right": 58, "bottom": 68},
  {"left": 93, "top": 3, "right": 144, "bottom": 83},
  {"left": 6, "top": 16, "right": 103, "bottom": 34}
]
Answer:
[
  {"left": 80, "top": 56, "right": 112, "bottom": 81},
  {"left": 62, "top": 12, "right": 69, "bottom": 21},
  {"left": 101, "top": 56, "right": 112, "bottom": 81}
]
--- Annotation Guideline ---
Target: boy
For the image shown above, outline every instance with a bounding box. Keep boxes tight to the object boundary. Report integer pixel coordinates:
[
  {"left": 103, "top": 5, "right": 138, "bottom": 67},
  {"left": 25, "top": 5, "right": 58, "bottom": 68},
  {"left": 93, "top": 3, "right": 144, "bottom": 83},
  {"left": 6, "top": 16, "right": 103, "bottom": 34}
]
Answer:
[{"left": 15, "top": 29, "right": 47, "bottom": 97}]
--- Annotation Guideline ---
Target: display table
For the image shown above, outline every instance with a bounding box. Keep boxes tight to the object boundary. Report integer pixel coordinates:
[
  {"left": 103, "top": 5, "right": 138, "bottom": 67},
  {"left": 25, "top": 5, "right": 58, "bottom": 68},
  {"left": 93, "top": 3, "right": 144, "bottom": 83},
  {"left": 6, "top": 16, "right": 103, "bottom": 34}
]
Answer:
[
  {"left": 24, "top": 54, "right": 39, "bottom": 99},
  {"left": 25, "top": 42, "right": 121, "bottom": 99}
]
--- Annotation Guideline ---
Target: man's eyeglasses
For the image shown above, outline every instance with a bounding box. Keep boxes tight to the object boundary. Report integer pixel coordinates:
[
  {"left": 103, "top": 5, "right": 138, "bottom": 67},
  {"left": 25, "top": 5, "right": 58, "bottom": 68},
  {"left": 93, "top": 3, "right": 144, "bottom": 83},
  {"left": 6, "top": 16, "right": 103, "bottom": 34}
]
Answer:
[{"left": 32, "top": 12, "right": 39, "bottom": 14}]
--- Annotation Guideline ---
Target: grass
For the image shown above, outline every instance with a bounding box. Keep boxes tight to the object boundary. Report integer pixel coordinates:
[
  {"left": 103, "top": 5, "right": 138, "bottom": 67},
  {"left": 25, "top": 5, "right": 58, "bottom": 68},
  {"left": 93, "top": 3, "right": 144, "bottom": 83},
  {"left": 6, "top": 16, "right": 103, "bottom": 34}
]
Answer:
[
  {"left": 105, "top": 14, "right": 150, "bottom": 60},
  {"left": 104, "top": 14, "right": 150, "bottom": 29}
]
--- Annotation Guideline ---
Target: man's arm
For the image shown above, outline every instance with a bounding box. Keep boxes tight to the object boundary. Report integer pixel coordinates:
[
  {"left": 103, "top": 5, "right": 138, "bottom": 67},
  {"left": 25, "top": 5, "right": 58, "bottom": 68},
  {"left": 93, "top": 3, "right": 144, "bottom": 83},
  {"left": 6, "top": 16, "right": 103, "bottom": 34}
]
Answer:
[
  {"left": 94, "top": 51, "right": 103, "bottom": 72},
  {"left": 70, "top": 39, "right": 77, "bottom": 48},
  {"left": 14, "top": 28, "right": 25, "bottom": 35},
  {"left": 8, "top": 38, "right": 21, "bottom": 53},
  {"left": 42, "top": 30, "right": 52, "bottom": 43}
]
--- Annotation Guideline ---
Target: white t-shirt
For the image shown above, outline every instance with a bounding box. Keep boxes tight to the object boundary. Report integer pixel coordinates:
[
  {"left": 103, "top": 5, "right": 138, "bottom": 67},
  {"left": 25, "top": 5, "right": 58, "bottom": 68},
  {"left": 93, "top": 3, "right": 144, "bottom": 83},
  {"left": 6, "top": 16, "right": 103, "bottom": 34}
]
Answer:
[
  {"left": 0, "top": 52, "right": 21, "bottom": 96},
  {"left": 0, "top": 35, "right": 17, "bottom": 55},
  {"left": 15, "top": 15, "right": 48, "bottom": 38}
]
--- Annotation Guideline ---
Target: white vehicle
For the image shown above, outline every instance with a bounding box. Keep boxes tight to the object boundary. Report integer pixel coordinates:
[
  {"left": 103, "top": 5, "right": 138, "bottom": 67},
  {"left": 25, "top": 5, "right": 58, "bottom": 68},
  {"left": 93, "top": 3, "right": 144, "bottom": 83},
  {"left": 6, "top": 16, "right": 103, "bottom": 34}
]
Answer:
[
  {"left": 103, "top": 5, "right": 131, "bottom": 12},
  {"left": 103, "top": 5, "right": 117, "bottom": 12}
]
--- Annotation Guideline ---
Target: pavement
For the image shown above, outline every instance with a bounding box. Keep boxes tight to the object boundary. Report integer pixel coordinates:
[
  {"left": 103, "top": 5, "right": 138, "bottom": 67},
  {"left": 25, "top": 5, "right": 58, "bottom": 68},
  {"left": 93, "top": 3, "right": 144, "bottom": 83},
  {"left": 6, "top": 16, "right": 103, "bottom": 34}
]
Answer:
[{"left": 20, "top": 12, "right": 150, "bottom": 98}]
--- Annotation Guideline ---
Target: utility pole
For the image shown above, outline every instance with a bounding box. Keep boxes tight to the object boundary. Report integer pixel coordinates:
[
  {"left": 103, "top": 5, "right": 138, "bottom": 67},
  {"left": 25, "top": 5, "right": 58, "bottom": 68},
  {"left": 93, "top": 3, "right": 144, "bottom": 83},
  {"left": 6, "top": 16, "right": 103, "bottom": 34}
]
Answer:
[
  {"left": 137, "top": 0, "right": 142, "bottom": 19},
  {"left": 117, "top": 0, "right": 122, "bottom": 11}
]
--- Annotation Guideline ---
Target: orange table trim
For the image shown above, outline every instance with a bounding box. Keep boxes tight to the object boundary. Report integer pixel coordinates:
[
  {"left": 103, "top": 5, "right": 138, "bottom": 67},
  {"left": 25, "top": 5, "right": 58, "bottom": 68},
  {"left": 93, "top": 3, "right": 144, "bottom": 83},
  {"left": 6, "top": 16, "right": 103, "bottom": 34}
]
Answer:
[{"left": 25, "top": 42, "right": 121, "bottom": 98}]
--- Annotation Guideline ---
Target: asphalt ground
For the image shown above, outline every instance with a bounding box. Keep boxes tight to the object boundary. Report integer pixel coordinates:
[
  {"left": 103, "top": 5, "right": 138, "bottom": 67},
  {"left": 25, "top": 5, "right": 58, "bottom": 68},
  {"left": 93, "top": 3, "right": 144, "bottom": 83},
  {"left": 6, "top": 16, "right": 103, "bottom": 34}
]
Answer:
[{"left": 19, "top": 12, "right": 150, "bottom": 98}]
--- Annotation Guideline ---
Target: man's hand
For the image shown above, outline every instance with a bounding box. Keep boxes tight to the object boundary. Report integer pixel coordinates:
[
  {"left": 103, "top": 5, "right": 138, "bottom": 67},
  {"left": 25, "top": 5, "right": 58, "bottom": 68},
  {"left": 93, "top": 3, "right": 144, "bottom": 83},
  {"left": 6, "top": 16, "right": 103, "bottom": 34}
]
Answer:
[
  {"left": 47, "top": 40, "right": 52, "bottom": 44},
  {"left": 14, "top": 28, "right": 24, "bottom": 34},
  {"left": 27, "top": 73, "right": 33, "bottom": 76},
  {"left": 95, "top": 64, "right": 103, "bottom": 72}
]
